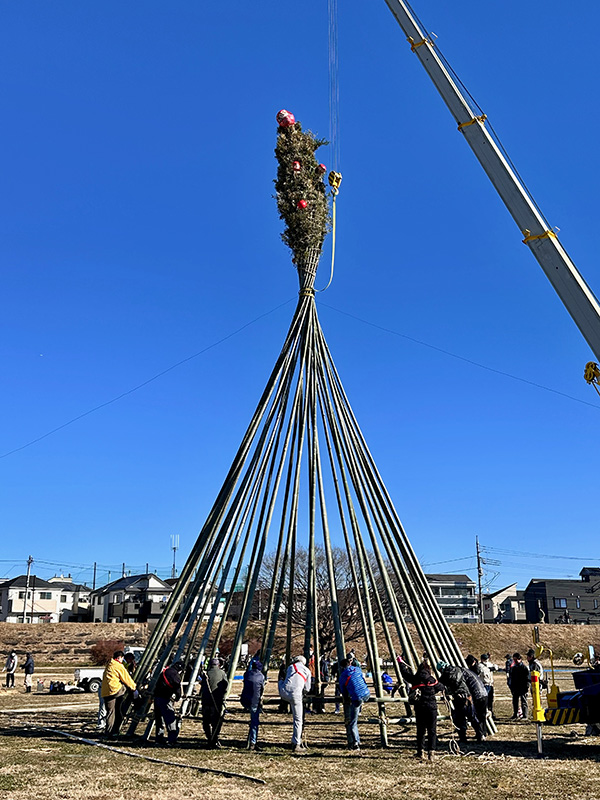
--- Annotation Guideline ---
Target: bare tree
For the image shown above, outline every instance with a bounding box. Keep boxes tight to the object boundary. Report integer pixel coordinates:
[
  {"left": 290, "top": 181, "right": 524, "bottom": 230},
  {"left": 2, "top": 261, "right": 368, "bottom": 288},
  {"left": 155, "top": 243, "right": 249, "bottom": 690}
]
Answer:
[{"left": 259, "top": 545, "right": 363, "bottom": 653}]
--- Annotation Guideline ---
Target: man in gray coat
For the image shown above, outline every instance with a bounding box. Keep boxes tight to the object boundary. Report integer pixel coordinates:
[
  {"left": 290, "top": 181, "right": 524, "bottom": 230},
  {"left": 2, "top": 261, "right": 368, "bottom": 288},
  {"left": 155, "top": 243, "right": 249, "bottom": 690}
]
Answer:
[{"left": 201, "top": 658, "right": 228, "bottom": 748}]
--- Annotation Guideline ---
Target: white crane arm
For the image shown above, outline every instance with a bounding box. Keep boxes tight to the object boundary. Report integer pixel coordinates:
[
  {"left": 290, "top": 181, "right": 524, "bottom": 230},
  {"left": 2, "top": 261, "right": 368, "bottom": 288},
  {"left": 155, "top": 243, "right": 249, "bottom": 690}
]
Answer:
[{"left": 383, "top": 0, "right": 600, "bottom": 362}]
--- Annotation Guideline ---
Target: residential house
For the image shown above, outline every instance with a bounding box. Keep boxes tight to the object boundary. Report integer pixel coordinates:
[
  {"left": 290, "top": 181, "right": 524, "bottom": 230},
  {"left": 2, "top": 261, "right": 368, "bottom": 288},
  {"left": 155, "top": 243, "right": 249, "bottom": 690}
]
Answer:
[
  {"left": 47, "top": 575, "right": 92, "bottom": 621},
  {"left": 482, "top": 583, "right": 526, "bottom": 623},
  {"left": 90, "top": 574, "right": 174, "bottom": 624},
  {"left": 524, "top": 567, "right": 600, "bottom": 624},
  {"left": 425, "top": 573, "right": 478, "bottom": 623},
  {"left": 0, "top": 575, "right": 61, "bottom": 622}
]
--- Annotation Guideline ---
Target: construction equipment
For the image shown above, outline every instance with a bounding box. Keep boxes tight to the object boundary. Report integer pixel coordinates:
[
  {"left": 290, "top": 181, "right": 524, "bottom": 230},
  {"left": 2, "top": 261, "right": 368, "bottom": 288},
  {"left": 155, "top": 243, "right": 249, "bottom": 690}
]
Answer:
[
  {"left": 383, "top": 0, "right": 600, "bottom": 363},
  {"left": 533, "top": 626, "right": 600, "bottom": 730}
]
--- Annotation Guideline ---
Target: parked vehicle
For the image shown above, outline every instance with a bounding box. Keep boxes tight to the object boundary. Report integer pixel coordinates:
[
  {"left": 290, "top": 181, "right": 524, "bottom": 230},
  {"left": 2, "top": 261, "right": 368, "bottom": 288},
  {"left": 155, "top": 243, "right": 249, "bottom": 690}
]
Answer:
[{"left": 74, "top": 646, "right": 145, "bottom": 692}]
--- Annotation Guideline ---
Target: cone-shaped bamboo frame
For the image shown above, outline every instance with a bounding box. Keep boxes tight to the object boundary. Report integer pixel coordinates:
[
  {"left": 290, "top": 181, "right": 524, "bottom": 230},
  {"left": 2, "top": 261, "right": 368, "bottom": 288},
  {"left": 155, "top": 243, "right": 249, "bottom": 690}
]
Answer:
[{"left": 128, "top": 252, "right": 483, "bottom": 746}]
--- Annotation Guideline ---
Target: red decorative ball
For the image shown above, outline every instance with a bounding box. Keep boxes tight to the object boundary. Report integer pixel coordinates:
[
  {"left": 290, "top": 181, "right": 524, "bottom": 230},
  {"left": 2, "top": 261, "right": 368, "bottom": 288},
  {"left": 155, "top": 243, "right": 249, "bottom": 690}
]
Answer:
[
  {"left": 276, "top": 109, "right": 296, "bottom": 127},
  {"left": 292, "top": 161, "right": 301, "bottom": 172},
  {"left": 316, "top": 163, "right": 326, "bottom": 175},
  {"left": 297, "top": 199, "right": 308, "bottom": 209}
]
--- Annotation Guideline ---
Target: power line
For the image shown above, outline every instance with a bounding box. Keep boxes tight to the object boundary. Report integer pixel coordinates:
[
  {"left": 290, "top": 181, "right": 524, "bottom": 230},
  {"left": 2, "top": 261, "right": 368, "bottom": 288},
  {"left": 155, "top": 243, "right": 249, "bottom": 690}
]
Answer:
[
  {"left": 482, "top": 546, "right": 599, "bottom": 562},
  {"left": 0, "top": 298, "right": 294, "bottom": 460},
  {"left": 318, "top": 302, "right": 600, "bottom": 411}
]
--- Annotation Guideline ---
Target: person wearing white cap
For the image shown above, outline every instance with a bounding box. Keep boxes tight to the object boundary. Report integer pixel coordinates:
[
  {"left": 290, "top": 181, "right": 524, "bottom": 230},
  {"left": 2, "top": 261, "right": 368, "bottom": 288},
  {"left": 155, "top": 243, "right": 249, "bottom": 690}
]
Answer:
[{"left": 279, "top": 655, "right": 311, "bottom": 753}]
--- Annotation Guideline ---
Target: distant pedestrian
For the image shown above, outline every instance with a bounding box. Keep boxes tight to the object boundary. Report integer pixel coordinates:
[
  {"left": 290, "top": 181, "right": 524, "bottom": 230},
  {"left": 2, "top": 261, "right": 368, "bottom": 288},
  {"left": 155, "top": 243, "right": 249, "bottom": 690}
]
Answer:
[
  {"left": 279, "top": 655, "right": 311, "bottom": 753},
  {"left": 479, "top": 653, "right": 499, "bottom": 720},
  {"left": 527, "top": 649, "right": 546, "bottom": 691},
  {"left": 330, "top": 659, "right": 341, "bottom": 713},
  {"left": 381, "top": 671, "right": 394, "bottom": 694},
  {"left": 339, "top": 658, "right": 370, "bottom": 753},
  {"left": 153, "top": 660, "right": 184, "bottom": 746},
  {"left": 201, "top": 657, "right": 228, "bottom": 748},
  {"left": 3, "top": 651, "right": 18, "bottom": 689},
  {"left": 101, "top": 650, "right": 138, "bottom": 739},
  {"left": 399, "top": 656, "right": 442, "bottom": 761},
  {"left": 240, "top": 660, "right": 265, "bottom": 751},
  {"left": 509, "top": 653, "right": 530, "bottom": 720},
  {"left": 21, "top": 653, "right": 34, "bottom": 693},
  {"left": 277, "top": 661, "right": 289, "bottom": 713},
  {"left": 505, "top": 653, "right": 513, "bottom": 687},
  {"left": 124, "top": 653, "right": 136, "bottom": 676}
]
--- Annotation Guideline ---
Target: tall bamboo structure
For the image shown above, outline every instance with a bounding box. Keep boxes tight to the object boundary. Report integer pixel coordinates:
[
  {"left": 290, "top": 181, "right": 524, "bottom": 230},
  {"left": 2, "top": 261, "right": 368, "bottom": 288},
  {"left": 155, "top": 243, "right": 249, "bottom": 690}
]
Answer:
[{"left": 128, "top": 115, "right": 479, "bottom": 746}]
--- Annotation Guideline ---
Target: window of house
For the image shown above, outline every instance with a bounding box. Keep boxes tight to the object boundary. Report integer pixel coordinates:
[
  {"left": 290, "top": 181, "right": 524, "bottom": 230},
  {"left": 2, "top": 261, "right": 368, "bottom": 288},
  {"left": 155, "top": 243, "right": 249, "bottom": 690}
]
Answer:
[
  {"left": 60, "top": 595, "right": 67, "bottom": 603},
  {"left": 576, "top": 597, "right": 581, "bottom": 608},
  {"left": 113, "top": 594, "right": 122, "bottom": 603},
  {"left": 18, "top": 591, "right": 25, "bottom": 599},
  {"left": 39, "top": 592, "right": 52, "bottom": 600},
  {"left": 553, "top": 598, "right": 567, "bottom": 608},
  {"left": 594, "top": 600, "right": 598, "bottom": 610}
]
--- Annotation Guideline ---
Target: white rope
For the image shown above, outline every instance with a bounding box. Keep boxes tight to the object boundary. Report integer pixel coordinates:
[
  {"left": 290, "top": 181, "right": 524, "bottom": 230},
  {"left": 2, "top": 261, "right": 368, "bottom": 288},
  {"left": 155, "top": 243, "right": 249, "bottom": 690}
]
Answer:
[{"left": 328, "top": 0, "right": 340, "bottom": 174}]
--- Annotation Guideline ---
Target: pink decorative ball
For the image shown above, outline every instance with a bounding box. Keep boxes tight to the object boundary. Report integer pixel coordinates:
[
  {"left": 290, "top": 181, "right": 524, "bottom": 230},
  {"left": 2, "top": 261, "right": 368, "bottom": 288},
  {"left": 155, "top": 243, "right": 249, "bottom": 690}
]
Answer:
[
  {"left": 316, "top": 163, "right": 326, "bottom": 175},
  {"left": 276, "top": 109, "right": 296, "bottom": 127},
  {"left": 292, "top": 161, "right": 301, "bottom": 172},
  {"left": 297, "top": 199, "right": 308, "bottom": 209}
]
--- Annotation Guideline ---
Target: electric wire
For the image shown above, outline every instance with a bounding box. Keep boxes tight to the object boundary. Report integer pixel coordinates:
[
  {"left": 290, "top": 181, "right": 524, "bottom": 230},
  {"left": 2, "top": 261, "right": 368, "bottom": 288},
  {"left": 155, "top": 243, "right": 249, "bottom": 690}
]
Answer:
[
  {"left": 0, "top": 298, "right": 294, "bottom": 460},
  {"left": 318, "top": 301, "right": 600, "bottom": 411}
]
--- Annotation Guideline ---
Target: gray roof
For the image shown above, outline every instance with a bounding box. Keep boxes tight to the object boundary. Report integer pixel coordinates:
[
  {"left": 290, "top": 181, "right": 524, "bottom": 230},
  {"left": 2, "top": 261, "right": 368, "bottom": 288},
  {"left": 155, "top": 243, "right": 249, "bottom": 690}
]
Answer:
[
  {"left": 49, "top": 580, "right": 92, "bottom": 592},
  {"left": 425, "top": 573, "right": 474, "bottom": 583},
  {"left": 93, "top": 573, "right": 173, "bottom": 594},
  {"left": 0, "top": 575, "right": 54, "bottom": 589}
]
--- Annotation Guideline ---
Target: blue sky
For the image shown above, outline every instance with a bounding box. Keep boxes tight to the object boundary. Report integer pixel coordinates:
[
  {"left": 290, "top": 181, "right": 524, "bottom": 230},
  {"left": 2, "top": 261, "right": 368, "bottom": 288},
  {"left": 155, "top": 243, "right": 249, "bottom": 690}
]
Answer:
[{"left": 1, "top": 1, "right": 599, "bottom": 592}]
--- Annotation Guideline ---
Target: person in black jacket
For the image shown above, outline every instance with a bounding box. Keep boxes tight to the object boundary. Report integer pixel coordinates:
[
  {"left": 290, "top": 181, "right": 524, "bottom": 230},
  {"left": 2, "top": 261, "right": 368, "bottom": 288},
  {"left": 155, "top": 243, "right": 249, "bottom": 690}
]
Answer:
[
  {"left": 153, "top": 660, "right": 184, "bottom": 746},
  {"left": 399, "top": 656, "right": 443, "bottom": 760},
  {"left": 240, "top": 660, "right": 265, "bottom": 751},
  {"left": 22, "top": 653, "right": 35, "bottom": 693},
  {"left": 437, "top": 661, "right": 470, "bottom": 743},
  {"left": 509, "top": 653, "right": 530, "bottom": 719},
  {"left": 464, "top": 655, "right": 489, "bottom": 742}
]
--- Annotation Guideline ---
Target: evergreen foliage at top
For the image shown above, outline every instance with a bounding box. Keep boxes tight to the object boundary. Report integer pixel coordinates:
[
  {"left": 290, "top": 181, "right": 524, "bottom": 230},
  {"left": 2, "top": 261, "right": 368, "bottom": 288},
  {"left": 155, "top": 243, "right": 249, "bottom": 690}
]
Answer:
[{"left": 274, "top": 120, "right": 330, "bottom": 265}]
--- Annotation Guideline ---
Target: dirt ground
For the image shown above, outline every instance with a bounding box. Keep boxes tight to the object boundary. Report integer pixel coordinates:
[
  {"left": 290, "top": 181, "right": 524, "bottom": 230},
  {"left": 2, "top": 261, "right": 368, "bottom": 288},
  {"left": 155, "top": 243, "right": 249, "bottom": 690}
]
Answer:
[{"left": 1, "top": 670, "right": 599, "bottom": 800}]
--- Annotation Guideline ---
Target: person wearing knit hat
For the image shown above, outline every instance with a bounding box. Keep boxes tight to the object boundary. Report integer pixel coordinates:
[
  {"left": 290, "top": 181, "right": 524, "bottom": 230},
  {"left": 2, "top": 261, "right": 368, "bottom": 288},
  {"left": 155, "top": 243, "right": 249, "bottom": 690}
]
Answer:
[
  {"left": 279, "top": 655, "right": 311, "bottom": 753},
  {"left": 200, "top": 657, "right": 228, "bottom": 748}
]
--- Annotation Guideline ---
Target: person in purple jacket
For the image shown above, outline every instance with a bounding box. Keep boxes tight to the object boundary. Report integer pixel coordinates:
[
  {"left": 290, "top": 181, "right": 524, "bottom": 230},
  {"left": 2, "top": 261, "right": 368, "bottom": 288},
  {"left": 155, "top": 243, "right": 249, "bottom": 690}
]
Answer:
[
  {"left": 339, "top": 658, "right": 370, "bottom": 753},
  {"left": 240, "top": 660, "right": 265, "bottom": 751}
]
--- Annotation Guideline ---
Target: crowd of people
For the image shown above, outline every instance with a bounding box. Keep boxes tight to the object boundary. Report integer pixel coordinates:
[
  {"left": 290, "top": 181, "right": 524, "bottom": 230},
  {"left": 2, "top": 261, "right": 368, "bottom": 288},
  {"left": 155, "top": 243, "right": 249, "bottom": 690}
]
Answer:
[{"left": 2, "top": 643, "right": 548, "bottom": 757}]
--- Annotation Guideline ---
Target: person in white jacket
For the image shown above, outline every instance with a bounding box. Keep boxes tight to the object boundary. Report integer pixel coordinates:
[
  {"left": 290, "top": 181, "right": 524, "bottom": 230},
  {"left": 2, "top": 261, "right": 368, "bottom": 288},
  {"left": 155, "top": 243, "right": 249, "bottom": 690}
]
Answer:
[
  {"left": 278, "top": 655, "right": 311, "bottom": 753},
  {"left": 3, "top": 651, "right": 18, "bottom": 689}
]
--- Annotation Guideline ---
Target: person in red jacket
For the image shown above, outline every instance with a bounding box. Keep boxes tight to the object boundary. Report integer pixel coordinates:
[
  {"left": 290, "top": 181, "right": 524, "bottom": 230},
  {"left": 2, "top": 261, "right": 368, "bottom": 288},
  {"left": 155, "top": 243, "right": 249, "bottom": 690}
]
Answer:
[{"left": 153, "top": 660, "right": 184, "bottom": 746}]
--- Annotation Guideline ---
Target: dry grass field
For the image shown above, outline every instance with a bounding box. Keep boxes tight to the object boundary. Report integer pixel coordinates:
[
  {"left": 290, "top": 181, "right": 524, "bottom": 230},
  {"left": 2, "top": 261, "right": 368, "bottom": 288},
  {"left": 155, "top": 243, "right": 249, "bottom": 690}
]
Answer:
[{"left": 1, "top": 668, "right": 599, "bottom": 800}]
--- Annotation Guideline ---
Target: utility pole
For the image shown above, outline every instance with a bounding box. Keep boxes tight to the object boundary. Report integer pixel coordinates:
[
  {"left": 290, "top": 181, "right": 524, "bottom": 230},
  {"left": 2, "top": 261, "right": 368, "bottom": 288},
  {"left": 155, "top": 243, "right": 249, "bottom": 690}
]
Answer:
[
  {"left": 171, "top": 535, "right": 179, "bottom": 580},
  {"left": 22, "top": 555, "right": 33, "bottom": 623},
  {"left": 30, "top": 575, "right": 36, "bottom": 622},
  {"left": 92, "top": 562, "right": 97, "bottom": 591},
  {"left": 476, "top": 536, "right": 484, "bottom": 623},
  {"left": 122, "top": 562, "right": 126, "bottom": 578}
]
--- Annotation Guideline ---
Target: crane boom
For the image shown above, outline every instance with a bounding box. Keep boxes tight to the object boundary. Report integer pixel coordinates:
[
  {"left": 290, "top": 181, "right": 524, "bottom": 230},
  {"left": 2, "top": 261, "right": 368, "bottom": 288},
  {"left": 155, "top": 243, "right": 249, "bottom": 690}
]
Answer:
[{"left": 383, "top": 0, "right": 600, "bottom": 363}]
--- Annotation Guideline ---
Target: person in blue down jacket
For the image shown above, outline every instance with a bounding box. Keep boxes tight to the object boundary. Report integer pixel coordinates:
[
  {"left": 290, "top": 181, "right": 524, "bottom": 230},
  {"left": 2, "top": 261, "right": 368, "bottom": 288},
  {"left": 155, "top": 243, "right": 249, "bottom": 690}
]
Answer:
[
  {"left": 240, "top": 660, "right": 265, "bottom": 751},
  {"left": 338, "top": 658, "right": 370, "bottom": 753}
]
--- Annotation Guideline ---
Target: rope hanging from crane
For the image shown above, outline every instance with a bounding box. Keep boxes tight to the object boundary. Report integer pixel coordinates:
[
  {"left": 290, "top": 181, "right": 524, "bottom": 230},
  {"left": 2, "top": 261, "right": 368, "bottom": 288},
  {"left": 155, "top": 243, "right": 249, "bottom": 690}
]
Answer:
[{"left": 315, "top": 0, "right": 342, "bottom": 293}]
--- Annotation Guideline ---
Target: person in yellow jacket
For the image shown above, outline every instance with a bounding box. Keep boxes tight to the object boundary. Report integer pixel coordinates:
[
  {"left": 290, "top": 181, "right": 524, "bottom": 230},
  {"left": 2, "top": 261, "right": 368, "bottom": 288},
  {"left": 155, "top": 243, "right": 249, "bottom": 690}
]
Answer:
[{"left": 101, "top": 650, "right": 137, "bottom": 739}]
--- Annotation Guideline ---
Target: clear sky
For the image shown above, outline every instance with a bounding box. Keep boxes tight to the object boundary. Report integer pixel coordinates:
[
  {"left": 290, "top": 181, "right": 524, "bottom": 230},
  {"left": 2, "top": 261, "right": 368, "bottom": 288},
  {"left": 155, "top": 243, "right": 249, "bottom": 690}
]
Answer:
[{"left": 1, "top": 1, "right": 599, "bottom": 592}]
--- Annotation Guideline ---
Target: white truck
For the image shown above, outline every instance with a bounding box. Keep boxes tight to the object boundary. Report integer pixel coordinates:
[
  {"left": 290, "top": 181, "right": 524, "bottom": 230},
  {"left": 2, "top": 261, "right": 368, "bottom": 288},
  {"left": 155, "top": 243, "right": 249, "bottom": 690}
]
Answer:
[{"left": 74, "top": 646, "right": 145, "bottom": 693}]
